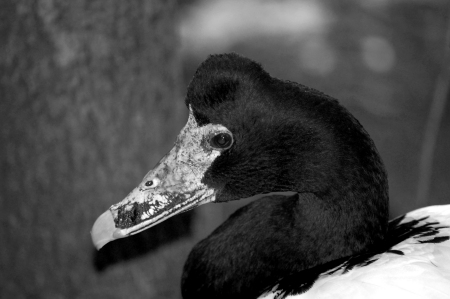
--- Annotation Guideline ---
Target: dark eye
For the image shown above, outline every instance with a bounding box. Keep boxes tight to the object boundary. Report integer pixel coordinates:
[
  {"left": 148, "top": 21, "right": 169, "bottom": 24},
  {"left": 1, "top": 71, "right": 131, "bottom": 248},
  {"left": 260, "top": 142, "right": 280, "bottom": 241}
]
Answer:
[{"left": 209, "top": 132, "right": 233, "bottom": 149}]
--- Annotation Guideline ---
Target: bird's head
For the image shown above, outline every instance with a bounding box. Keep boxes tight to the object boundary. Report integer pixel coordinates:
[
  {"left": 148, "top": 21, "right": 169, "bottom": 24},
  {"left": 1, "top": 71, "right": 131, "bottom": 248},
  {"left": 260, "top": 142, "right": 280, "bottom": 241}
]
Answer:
[{"left": 91, "top": 53, "right": 388, "bottom": 250}]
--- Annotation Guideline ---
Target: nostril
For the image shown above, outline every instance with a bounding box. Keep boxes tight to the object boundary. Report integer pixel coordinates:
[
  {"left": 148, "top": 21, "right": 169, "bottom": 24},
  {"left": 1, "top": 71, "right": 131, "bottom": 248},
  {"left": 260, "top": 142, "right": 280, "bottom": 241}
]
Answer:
[{"left": 144, "top": 178, "right": 160, "bottom": 188}]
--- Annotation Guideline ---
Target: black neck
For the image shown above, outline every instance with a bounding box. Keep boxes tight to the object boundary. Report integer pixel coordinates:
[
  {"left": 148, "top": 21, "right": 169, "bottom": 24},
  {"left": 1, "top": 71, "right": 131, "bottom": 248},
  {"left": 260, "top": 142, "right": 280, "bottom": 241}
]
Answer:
[{"left": 181, "top": 191, "right": 386, "bottom": 299}]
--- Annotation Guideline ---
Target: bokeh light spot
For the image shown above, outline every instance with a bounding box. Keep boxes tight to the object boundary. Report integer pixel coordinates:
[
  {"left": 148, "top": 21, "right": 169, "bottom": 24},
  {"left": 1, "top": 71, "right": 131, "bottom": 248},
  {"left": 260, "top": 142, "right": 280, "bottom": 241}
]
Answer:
[
  {"left": 361, "top": 36, "right": 396, "bottom": 72},
  {"left": 299, "top": 38, "right": 336, "bottom": 76}
]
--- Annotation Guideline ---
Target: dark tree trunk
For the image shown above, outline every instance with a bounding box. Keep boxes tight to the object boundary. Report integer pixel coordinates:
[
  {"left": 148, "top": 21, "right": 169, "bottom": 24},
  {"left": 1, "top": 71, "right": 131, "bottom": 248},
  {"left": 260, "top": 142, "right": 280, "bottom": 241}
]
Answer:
[{"left": 0, "top": 1, "right": 191, "bottom": 298}]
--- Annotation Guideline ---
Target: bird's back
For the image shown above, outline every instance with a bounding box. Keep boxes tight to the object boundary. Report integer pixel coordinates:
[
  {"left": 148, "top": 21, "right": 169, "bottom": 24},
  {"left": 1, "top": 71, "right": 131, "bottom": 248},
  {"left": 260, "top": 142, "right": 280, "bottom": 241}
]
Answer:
[{"left": 263, "top": 205, "right": 450, "bottom": 299}]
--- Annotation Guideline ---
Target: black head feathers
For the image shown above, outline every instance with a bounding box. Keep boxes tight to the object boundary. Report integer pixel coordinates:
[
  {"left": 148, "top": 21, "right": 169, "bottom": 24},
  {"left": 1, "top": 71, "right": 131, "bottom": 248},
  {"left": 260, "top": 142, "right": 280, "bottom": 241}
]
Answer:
[
  {"left": 185, "top": 53, "right": 273, "bottom": 126},
  {"left": 186, "top": 54, "right": 388, "bottom": 244}
]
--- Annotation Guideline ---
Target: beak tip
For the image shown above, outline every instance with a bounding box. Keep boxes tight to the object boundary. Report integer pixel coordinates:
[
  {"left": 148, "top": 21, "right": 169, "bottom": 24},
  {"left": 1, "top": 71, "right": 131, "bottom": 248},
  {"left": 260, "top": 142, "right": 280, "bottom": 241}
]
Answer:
[{"left": 91, "top": 210, "right": 120, "bottom": 250}]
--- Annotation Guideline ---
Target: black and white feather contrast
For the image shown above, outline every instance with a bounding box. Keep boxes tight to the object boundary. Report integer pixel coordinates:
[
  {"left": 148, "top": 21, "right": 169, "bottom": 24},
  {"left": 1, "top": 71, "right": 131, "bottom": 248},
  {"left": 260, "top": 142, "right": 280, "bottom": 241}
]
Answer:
[
  {"left": 91, "top": 53, "right": 450, "bottom": 299},
  {"left": 264, "top": 205, "right": 450, "bottom": 299}
]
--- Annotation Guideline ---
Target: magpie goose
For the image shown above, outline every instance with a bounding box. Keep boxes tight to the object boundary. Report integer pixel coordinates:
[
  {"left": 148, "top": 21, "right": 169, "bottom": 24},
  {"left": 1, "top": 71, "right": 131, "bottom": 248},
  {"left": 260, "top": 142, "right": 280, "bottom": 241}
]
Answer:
[{"left": 91, "top": 53, "right": 450, "bottom": 299}]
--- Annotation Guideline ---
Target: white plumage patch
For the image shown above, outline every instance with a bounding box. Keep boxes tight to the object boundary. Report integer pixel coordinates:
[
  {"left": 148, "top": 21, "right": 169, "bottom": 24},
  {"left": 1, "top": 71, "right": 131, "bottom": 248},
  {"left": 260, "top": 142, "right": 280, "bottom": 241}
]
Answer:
[{"left": 261, "top": 205, "right": 450, "bottom": 299}]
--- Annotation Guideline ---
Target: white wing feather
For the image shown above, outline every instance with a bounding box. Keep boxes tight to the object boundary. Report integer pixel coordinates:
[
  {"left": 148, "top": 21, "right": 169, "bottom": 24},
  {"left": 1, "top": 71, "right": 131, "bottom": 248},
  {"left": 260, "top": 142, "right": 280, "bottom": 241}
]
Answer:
[{"left": 262, "top": 205, "right": 450, "bottom": 299}]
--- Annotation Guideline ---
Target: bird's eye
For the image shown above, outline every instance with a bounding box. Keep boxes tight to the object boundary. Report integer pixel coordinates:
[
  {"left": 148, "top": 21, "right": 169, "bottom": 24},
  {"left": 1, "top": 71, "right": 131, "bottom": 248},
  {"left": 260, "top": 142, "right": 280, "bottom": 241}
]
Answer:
[{"left": 209, "top": 132, "right": 233, "bottom": 150}]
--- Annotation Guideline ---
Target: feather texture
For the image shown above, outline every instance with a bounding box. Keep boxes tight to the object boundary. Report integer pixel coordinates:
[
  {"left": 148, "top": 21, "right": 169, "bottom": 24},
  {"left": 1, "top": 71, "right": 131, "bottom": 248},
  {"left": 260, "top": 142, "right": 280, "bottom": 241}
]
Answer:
[{"left": 262, "top": 205, "right": 450, "bottom": 299}]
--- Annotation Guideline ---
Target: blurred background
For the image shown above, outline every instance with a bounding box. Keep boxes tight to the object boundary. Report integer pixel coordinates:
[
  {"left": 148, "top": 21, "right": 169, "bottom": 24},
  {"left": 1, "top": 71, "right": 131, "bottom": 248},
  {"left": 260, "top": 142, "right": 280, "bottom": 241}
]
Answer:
[{"left": 1, "top": 0, "right": 449, "bottom": 298}]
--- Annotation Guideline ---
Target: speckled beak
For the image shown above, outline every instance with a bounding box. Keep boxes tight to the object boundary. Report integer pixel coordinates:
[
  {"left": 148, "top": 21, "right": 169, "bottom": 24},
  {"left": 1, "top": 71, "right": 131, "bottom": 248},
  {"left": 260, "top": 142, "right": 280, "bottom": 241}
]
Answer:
[{"left": 91, "top": 110, "right": 223, "bottom": 249}]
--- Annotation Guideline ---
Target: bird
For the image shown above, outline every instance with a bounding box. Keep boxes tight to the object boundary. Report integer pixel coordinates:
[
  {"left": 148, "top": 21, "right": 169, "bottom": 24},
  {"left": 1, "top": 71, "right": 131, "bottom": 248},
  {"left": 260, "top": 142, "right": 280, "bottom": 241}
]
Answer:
[{"left": 91, "top": 53, "right": 450, "bottom": 299}]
